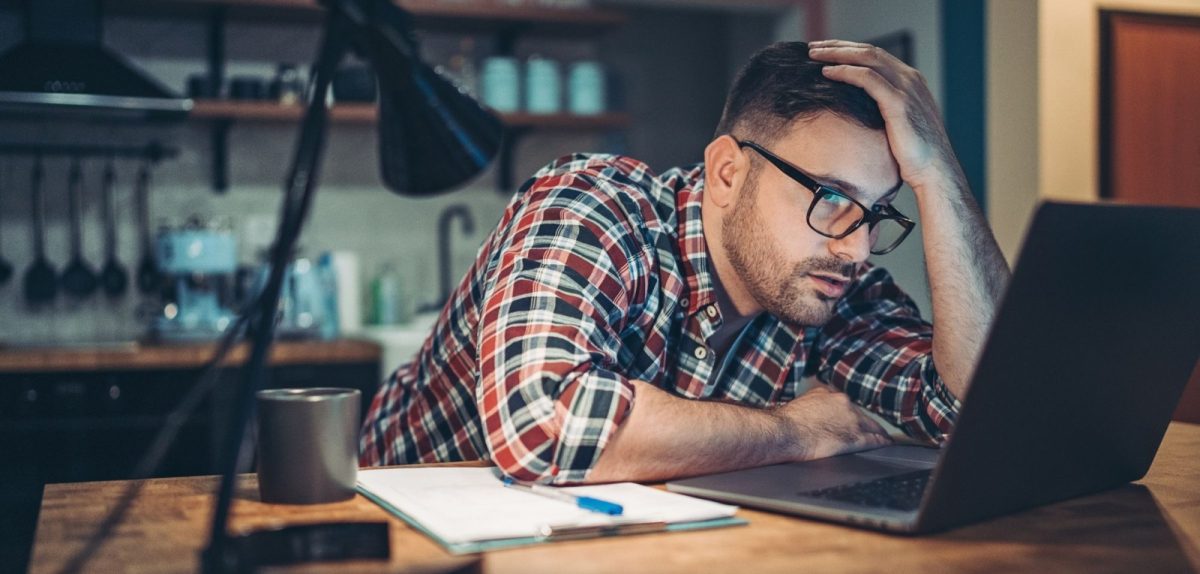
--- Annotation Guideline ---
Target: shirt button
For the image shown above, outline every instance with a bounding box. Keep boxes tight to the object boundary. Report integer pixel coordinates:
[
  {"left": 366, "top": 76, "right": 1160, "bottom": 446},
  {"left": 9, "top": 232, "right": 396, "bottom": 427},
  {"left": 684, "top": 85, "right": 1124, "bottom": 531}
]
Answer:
[
  {"left": 705, "top": 305, "right": 718, "bottom": 318},
  {"left": 681, "top": 297, "right": 689, "bottom": 308},
  {"left": 694, "top": 346, "right": 709, "bottom": 360}
]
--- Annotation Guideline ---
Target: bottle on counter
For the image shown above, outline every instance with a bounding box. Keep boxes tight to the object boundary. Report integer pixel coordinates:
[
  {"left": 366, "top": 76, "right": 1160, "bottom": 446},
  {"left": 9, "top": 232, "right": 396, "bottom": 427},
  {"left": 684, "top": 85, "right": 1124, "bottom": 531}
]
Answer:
[
  {"left": 371, "top": 263, "right": 403, "bottom": 326},
  {"left": 317, "top": 252, "right": 341, "bottom": 340},
  {"left": 328, "top": 250, "right": 363, "bottom": 334}
]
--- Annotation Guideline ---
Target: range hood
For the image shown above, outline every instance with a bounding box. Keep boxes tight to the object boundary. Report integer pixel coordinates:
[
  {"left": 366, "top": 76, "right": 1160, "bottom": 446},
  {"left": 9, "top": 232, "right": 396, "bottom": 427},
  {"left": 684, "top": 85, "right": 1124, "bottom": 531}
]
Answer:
[{"left": 0, "top": 0, "right": 192, "bottom": 119}]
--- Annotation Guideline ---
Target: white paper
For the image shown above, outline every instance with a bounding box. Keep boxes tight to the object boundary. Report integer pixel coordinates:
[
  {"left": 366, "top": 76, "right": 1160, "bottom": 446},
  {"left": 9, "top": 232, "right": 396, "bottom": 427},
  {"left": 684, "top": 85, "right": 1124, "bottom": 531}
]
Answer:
[{"left": 357, "top": 467, "right": 738, "bottom": 545}]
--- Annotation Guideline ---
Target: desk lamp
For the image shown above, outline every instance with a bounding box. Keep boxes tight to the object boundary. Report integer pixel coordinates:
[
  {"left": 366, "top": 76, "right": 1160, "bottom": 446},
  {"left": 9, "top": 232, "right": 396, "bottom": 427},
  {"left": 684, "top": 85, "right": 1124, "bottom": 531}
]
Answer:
[{"left": 199, "top": 0, "right": 502, "bottom": 571}]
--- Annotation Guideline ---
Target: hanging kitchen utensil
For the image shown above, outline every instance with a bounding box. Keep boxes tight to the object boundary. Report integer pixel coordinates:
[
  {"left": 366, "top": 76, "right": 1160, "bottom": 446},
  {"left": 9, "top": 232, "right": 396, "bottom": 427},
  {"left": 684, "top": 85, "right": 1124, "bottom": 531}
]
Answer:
[
  {"left": 23, "top": 155, "right": 57, "bottom": 305},
  {"left": 99, "top": 157, "right": 128, "bottom": 297},
  {"left": 135, "top": 161, "right": 160, "bottom": 295},
  {"left": 60, "top": 156, "right": 98, "bottom": 298},
  {"left": 0, "top": 158, "right": 13, "bottom": 286}
]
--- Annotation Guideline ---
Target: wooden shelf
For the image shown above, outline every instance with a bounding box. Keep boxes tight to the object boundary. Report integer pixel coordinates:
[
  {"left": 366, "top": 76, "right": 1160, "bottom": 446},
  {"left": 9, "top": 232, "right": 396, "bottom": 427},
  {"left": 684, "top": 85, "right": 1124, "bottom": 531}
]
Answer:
[
  {"left": 503, "top": 111, "right": 631, "bottom": 130},
  {"left": 109, "top": 0, "right": 627, "bottom": 34},
  {"left": 190, "top": 99, "right": 379, "bottom": 123},
  {"left": 189, "top": 99, "right": 631, "bottom": 129},
  {"left": 97, "top": 0, "right": 630, "bottom": 191}
]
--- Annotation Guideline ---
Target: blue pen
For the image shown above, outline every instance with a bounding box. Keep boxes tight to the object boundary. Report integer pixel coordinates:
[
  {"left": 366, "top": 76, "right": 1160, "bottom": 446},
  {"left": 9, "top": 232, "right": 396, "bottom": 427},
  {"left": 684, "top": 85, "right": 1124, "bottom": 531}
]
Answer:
[{"left": 502, "top": 476, "right": 624, "bottom": 516}]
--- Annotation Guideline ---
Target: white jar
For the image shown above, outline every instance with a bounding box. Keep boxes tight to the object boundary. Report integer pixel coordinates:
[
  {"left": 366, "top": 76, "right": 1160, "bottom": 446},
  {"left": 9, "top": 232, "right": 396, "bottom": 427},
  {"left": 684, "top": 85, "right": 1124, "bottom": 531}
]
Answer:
[
  {"left": 481, "top": 56, "right": 521, "bottom": 113},
  {"left": 568, "top": 60, "right": 606, "bottom": 115},
  {"left": 525, "top": 56, "right": 562, "bottom": 114}
]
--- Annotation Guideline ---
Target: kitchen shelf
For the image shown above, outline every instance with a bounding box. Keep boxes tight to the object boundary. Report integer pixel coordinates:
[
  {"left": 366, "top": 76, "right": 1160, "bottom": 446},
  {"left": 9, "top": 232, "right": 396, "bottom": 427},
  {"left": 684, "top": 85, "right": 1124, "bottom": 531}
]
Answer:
[
  {"left": 191, "top": 100, "right": 629, "bottom": 190},
  {"left": 190, "top": 99, "right": 631, "bottom": 129},
  {"left": 109, "top": 0, "right": 627, "bottom": 34},
  {"left": 97, "top": 0, "right": 630, "bottom": 191}
]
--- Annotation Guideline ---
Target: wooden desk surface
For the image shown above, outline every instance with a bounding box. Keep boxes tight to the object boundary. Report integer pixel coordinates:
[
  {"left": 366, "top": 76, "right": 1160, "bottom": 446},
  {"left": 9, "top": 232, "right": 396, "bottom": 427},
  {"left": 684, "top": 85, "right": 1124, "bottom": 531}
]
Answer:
[{"left": 31, "top": 423, "right": 1200, "bottom": 573}]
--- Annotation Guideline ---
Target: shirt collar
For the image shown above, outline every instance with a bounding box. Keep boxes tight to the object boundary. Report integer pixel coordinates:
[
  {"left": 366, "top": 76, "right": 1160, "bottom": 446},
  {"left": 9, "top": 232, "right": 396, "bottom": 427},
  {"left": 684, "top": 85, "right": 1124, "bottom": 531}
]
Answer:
[{"left": 669, "top": 164, "right": 717, "bottom": 318}]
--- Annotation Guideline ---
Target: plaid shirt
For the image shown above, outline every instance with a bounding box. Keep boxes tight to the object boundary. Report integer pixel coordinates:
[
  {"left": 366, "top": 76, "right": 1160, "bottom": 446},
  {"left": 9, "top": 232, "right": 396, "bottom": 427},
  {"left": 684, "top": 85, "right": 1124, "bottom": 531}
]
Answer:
[{"left": 360, "top": 154, "right": 961, "bottom": 484}]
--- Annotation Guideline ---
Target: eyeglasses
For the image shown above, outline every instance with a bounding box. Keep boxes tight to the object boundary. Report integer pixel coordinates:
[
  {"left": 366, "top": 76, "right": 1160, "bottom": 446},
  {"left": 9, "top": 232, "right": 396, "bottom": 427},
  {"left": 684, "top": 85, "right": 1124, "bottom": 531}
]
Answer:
[{"left": 736, "top": 139, "right": 915, "bottom": 255}]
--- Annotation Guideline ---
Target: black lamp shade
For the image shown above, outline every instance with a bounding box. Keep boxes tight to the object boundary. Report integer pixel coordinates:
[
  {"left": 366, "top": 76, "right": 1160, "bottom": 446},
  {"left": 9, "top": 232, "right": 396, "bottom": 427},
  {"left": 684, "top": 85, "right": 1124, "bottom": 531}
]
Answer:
[{"left": 365, "top": 25, "right": 504, "bottom": 195}]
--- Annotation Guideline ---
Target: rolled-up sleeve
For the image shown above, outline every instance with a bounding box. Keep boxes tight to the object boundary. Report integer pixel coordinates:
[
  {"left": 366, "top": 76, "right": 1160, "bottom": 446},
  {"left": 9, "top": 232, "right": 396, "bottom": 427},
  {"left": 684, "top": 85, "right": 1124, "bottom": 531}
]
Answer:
[
  {"left": 808, "top": 265, "right": 961, "bottom": 444},
  {"left": 476, "top": 173, "right": 643, "bottom": 484}
]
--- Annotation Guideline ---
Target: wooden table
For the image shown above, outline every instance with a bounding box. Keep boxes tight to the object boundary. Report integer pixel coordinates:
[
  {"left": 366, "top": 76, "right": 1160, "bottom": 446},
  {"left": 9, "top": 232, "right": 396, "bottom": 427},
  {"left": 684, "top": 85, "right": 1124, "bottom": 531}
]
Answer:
[{"left": 31, "top": 423, "right": 1200, "bottom": 573}]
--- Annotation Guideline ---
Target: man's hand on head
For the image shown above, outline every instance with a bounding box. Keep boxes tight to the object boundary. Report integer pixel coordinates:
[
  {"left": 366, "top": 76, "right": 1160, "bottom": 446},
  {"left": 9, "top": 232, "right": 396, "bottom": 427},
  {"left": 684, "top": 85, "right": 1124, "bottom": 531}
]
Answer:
[
  {"left": 807, "top": 39, "right": 1011, "bottom": 402},
  {"left": 807, "top": 39, "right": 967, "bottom": 196},
  {"left": 775, "top": 383, "right": 893, "bottom": 461}
]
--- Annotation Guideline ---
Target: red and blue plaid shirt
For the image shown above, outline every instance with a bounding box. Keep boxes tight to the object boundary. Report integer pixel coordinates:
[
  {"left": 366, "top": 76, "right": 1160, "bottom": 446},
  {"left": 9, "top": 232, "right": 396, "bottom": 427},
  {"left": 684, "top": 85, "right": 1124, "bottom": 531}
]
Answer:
[{"left": 360, "top": 154, "right": 960, "bottom": 483}]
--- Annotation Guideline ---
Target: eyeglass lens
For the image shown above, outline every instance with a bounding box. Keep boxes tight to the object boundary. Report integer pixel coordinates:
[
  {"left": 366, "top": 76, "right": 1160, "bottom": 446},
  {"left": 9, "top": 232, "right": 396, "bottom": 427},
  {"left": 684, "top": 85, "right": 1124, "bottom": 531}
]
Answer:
[{"left": 809, "top": 194, "right": 908, "bottom": 254}]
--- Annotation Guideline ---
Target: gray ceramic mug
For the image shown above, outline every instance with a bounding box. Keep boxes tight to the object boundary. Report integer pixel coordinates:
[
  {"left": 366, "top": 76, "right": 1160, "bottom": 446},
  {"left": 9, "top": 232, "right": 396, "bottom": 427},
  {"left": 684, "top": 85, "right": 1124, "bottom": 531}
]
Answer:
[{"left": 256, "top": 388, "right": 361, "bottom": 504}]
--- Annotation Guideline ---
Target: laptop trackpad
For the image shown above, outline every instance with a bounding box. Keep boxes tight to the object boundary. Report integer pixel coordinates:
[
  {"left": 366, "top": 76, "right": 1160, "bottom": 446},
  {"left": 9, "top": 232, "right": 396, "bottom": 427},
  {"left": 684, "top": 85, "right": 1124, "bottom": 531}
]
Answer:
[
  {"left": 775, "top": 446, "right": 937, "bottom": 493},
  {"left": 854, "top": 445, "right": 940, "bottom": 466},
  {"left": 669, "top": 445, "right": 939, "bottom": 501}
]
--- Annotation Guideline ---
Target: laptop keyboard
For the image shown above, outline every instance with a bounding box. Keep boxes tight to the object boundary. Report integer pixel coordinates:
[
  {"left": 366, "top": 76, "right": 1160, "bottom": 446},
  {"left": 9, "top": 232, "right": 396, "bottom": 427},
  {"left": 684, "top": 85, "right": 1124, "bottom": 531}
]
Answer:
[{"left": 799, "top": 469, "right": 932, "bottom": 511}]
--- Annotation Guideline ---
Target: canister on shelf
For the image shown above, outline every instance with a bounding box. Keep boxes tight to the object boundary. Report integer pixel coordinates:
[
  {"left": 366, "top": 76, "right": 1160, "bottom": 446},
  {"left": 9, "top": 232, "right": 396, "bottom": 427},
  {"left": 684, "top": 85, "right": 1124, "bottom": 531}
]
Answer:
[
  {"left": 481, "top": 56, "right": 521, "bottom": 113},
  {"left": 568, "top": 60, "right": 606, "bottom": 116},
  {"left": 525, "top": 55, "right": 561, "bottom": 114},
  {"left": 269, "top": 64, "right": 306, "bottom": 105}
]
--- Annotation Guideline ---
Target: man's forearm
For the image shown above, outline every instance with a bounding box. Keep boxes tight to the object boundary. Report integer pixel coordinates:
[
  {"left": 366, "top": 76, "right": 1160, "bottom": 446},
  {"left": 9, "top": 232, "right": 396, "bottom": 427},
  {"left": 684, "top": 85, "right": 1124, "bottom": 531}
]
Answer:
[
  {"left": 585, "top": 381, "right": 796, "bottom": 483},
  {"left": 584, "top": 380, "right": 891, "bottom": 483},
  {"left": 913, "top": 170, "right": 1011, "bottom": 399}
]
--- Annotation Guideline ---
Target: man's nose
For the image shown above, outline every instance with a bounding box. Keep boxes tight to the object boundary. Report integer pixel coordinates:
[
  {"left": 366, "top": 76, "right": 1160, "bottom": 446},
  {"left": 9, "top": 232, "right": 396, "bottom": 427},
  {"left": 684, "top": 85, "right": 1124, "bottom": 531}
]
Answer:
[{"left": 829, "top": 224, "right": 872, "bottom": 262}]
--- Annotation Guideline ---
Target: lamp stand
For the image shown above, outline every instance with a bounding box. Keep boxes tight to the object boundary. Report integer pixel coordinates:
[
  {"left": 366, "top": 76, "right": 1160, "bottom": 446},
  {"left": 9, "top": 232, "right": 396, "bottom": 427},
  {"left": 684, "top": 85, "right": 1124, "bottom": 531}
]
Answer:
[{"left": 201, "top": 7, "right": 353, "bottom": 573}]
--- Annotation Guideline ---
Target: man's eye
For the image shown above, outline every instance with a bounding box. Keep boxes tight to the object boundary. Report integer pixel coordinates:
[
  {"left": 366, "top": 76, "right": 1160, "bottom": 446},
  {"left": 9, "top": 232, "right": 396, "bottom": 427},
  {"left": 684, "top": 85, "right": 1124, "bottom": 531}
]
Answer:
[{"left": 823, "top": 192, "right": 851, "bottom": 206}]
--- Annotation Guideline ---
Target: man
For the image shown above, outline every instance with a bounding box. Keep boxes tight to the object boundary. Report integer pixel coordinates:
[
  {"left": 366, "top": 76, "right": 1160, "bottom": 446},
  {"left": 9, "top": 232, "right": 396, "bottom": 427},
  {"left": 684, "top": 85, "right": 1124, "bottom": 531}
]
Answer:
[{"left": 360, "top": 40, "right": 1010, "bottom": 484}]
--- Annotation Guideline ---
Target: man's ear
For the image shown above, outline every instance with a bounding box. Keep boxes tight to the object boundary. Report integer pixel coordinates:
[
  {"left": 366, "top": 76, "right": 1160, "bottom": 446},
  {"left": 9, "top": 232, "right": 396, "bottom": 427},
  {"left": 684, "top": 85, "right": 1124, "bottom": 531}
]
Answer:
[{"left": 703, "top": 135, "right": 746, "bottom": 209}]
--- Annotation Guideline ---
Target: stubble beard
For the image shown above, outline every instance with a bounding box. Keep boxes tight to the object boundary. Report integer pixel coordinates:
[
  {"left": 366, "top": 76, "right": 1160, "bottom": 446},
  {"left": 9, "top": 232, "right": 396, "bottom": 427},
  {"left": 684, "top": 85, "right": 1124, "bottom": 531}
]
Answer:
[{"left": 721, "top": 173, "right": 856, "bottom": 327}]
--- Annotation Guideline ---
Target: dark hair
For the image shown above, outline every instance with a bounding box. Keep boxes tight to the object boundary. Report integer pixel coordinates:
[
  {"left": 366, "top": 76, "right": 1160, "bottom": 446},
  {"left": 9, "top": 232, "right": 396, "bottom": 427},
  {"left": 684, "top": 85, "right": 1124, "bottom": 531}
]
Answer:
[{"left": 715, "top": 41, "right": 885, "bottom": 144}]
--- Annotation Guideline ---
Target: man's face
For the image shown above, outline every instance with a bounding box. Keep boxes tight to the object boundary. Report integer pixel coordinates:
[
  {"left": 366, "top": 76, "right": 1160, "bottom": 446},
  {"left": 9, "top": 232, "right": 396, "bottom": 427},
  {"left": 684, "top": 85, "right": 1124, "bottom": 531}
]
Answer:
[{"left": 722, "top": 113, "right": 901, "bottom": 326}]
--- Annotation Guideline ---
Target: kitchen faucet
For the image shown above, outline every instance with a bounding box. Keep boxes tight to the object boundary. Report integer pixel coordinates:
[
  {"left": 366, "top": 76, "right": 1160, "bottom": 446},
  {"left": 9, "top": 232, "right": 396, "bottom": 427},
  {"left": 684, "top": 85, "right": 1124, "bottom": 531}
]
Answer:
[{"left": 436, "top": 204, "right": 475, "bottom": 308}]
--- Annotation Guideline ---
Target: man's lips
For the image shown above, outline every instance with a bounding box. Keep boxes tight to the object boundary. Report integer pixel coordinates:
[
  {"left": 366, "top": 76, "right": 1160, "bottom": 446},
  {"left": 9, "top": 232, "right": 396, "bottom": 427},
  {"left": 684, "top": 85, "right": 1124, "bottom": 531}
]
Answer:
[{"left": 808, "top": 273, "right": 849, "bottom": 298}]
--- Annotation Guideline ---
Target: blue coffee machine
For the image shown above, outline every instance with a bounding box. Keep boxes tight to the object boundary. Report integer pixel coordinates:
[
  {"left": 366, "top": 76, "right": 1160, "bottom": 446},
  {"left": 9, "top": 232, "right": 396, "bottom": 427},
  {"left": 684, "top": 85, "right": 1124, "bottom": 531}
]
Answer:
[{"left": 151, "top": 218, "right": 239, "bottom": 342}]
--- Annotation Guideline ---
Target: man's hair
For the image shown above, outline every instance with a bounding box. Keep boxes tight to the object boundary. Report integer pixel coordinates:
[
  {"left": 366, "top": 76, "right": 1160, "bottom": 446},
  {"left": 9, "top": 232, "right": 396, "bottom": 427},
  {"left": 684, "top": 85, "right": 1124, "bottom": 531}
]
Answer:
[{"left": 715, "top": 41, "right": 885, "bottom": 144}]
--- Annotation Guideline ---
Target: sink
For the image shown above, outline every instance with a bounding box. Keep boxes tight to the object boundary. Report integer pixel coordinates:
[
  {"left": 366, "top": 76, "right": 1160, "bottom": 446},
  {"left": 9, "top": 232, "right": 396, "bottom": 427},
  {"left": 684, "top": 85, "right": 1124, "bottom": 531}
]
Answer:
[{"left": 355, "top": 312, "right": 440, "bottom": 375}]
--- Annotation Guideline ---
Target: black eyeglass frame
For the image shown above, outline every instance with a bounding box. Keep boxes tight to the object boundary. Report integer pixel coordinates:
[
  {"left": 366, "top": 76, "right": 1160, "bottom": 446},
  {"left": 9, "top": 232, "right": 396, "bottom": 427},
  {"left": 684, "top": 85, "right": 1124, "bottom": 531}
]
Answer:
[{"left": 735, "top": 139, "right": 916, "bottom": 255}]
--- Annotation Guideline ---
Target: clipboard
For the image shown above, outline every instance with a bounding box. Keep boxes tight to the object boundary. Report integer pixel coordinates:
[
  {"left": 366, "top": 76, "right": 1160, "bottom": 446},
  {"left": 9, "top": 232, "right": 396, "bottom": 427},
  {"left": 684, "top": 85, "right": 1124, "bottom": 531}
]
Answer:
[{"left": 356, "top": 467, "right": 747, "bottom": 554}]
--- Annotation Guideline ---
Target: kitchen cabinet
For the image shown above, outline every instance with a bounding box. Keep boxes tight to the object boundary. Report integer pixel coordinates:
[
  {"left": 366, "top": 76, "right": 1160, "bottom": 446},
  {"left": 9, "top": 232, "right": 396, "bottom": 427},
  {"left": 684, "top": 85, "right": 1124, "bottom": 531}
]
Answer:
[{"left": 0, "top": 338, "right": 382, "bottom": 478}]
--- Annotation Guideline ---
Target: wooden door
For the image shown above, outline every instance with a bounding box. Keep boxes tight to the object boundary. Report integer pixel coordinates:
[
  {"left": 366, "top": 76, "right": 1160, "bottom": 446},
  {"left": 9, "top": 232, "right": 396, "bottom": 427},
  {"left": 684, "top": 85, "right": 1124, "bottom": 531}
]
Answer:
[{"left": 1101, "top": 11, "right": 1200, "bottom": 423}]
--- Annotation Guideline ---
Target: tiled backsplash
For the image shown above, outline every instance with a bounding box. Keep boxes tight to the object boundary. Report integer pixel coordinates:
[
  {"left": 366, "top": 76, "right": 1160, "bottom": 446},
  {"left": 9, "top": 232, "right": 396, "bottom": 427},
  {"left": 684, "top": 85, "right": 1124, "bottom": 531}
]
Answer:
[{"left": 0, "top": 137, "right": 520, "bottom": 343}]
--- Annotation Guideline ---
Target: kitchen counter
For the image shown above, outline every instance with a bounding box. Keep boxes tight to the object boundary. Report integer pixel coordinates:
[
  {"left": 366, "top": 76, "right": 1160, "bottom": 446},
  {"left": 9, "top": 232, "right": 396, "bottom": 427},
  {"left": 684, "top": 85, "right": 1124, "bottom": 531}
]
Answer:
[
  {"left": 0, "top": 337, "right": 386, "bottom": 574},
  {"left": 0, "top": 338, "right": 381, "bottom": 373}
]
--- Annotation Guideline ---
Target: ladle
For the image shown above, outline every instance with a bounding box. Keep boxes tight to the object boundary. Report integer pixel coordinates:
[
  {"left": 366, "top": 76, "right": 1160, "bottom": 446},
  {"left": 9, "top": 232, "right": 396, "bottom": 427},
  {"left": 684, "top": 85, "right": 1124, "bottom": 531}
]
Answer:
[
  {"left": 99, "top": 158, "right": 128, "bottom": 298},
  {"left": 60, "top": 157, "right": 99, "bottom": 299},
  {"left": 22, "top": 156, "right": 57, "bottom": 305},
  {"left": 135, "top": 162, "right": 161, "bottom": 295},
  {"left": 0, "top": 159, "right": 13, "bottom": 286}
]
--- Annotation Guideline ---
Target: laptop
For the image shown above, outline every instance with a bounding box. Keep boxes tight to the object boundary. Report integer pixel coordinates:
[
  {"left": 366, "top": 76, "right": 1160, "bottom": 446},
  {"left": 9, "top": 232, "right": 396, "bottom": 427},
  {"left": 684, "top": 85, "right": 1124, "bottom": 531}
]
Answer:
[{"left": 667, "top": 201, "right": 1200, "bottom": 534}]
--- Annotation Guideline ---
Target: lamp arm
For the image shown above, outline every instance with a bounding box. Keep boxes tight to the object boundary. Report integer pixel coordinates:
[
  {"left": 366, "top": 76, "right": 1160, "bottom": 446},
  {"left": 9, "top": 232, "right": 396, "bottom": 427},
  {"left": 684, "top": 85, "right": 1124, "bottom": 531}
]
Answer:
[
  {"left": 322, "top": 0, "right": 422, "bottom": 61},
  {"left": 201, "top": 8, "right": 355, "bottom": 574}
]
